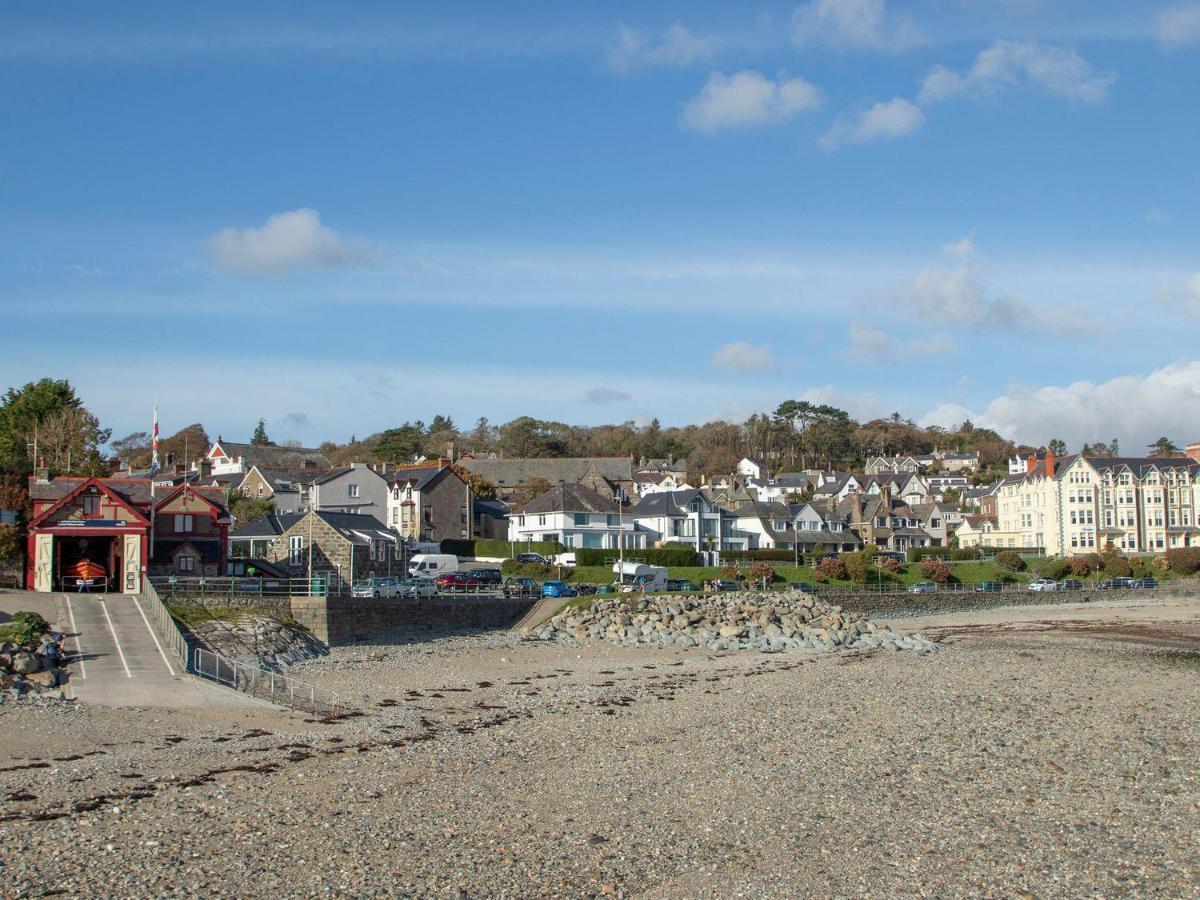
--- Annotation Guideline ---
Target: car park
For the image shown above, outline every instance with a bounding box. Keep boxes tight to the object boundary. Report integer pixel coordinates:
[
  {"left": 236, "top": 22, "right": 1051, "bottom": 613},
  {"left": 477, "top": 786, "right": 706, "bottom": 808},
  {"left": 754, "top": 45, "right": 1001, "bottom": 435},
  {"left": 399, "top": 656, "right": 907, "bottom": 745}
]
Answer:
[
  {"left": 716, "top": 580, "right": 740, "bottom": 591},
  {"left": 909, "top": 581, "right": 938, "bottom": 594},
  {"left": 1027, "top": 578, "right": 1058, "bottom": 592},
  {"left": 541, "top": 580, "right": 577, "bottom": 598},
  {"left": 1099, "top": 577, "right": 1134, "bottom": 590},
  {"left": 517, "top": 552, "right": 548, "bottom": 565},
  {"left": 1058, "top": 579, "right": 1084, "bottom": 591},
  {"left": 787, "top": 582, "right": 819, "bottom": 593},
  {"left": 502, "top": 577, "right": 540, "bottom": 598},
  {"left": 666, "top": 579, "right": 699, "bottom": 593},
  {"left": 1130, "top": 577, "right": 1158, "bottom": 589},
  {"left": 974, "top": 581, "right": 1003, "bottom": 593},
  {"left": 352, "top": 576, "right": 401, "bottom": 598},
  {"left": 399, "top": 577, "right": 437, "bottom": 599},
  {"left": 469, "top": 568, "right": 503, "bottom": 586},
  {"left": 435, "top": 571, "right": 482, "bottom": 590}
]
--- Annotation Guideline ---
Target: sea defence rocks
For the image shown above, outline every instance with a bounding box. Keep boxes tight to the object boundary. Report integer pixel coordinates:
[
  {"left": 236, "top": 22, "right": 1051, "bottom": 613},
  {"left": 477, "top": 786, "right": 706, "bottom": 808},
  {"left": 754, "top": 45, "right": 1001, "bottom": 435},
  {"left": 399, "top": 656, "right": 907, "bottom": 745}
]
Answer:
[
  {"left": 529, "top": 592, "right": 938, "bottom": 654},
  {"left": 189, "top": 615, "right": 328, "bottom": 672},
  {"left": 0, "top": 641, "right": 68, "bottom": 702}
]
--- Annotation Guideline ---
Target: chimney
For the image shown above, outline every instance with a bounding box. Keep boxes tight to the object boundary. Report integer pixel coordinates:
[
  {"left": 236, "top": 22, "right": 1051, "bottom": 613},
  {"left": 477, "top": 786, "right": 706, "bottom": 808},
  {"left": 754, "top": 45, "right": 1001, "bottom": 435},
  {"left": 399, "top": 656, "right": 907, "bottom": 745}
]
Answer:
[
  {"left": 1026, "top": 454, "right": 1037, "bottom": 474},
  {"left": 1187, "top": 442, "right": 1200, "bottom": 464},
  {"left": 445, "top": 441, "right": 456, "bottom": 463},
  {"left": 35, "top": 462, "right": 50, "bottom": 483},
  {"left": 1044, "top": 449, "right": 1056, "bottom": 477}
]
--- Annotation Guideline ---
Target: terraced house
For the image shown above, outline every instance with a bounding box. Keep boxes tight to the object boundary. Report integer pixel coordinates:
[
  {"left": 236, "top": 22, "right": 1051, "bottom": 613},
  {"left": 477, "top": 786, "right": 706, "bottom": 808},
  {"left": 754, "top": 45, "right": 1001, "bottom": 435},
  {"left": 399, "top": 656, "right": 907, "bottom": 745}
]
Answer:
[{"left": 996, "top": 451, "right": 1200, "bottom": 555}]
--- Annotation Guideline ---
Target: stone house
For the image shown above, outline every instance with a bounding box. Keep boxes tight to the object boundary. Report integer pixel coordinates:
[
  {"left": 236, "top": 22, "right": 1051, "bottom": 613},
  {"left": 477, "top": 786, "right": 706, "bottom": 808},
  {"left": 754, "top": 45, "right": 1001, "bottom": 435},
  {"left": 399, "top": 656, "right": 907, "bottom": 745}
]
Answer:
[
  {"left": 385, "top": 464, "right": 472, "bottom": 544},
  {"left": 312, "top": 463, "right": 390, "bottom": 518},
  {"left": 263, "top": 510, "right": 398, "bottom": 591}
]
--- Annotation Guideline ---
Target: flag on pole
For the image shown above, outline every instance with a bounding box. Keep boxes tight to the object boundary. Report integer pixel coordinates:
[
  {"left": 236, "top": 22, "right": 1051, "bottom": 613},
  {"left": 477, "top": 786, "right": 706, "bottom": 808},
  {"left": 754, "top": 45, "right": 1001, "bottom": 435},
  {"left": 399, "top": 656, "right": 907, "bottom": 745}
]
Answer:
[{"left": 150, "top": 404, "right": 160, "bottom": 476}]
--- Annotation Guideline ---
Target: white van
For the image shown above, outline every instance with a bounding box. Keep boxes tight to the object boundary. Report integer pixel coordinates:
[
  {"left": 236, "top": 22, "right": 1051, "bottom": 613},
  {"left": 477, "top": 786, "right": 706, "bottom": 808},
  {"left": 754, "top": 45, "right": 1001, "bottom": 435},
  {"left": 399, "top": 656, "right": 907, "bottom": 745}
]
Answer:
[
  {"left": 612, "top": 561, "right": 668, "bottom": 593},
  {"left": 408, "top": 554, "right": 459, "bottom": 578}
]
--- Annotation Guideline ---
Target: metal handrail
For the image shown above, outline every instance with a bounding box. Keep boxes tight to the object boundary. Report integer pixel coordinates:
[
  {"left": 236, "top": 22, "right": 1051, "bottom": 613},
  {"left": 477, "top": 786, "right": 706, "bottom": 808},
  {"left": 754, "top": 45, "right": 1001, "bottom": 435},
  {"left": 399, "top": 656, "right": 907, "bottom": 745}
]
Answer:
[
  {"left": 139, "top": 579, "right": 191, "bottom": 671},
  {"left": 149, "top": 576, "right": 329, "bottom": 599},
  {"left": 192, "top": 647, "right": 341, "bottom": 717}
]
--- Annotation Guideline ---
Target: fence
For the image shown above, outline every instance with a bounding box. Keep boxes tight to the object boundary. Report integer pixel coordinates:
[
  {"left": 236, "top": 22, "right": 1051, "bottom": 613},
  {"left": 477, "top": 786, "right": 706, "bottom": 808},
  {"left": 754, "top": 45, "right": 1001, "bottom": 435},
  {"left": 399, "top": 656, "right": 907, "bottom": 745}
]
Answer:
[
  {"left": 150, "top": 576, "right": 329, "bottom": 600},
  {"left": 193, "top": 647, "right": 342, "bottom": 717},
  {"left": 138, "top": 578, "right": 191, "bottom": 671}
]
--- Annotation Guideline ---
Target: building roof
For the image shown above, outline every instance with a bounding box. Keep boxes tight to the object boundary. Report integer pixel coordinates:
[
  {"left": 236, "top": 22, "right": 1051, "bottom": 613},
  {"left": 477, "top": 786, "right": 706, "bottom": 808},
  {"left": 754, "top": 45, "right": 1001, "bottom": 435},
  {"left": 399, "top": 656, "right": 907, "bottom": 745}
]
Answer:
[
  {"left": 243, "top": 466, "right": 321, "bottom": 492},
  {"left": 473, "top": 498, "right": 509, "bottom": 520},
  {"left": 630, "top": 489, "right": 734, "bottom": 518},
  {"left": 211, "top": 440, "right": 331, "bottom": 470},
  {"left": 385, "top": 465, "right": 451, "bottom": 491},
  {"left": 309, "top": 510, "right": 396, "bottom": 545},
  {"left": 29, "top": 475, "right": 228, "bottom": 517},
  {"left": 521, "top": 483, "right": 622, "bottom": 515},
  {"left": 230, "top": 514, "right": 299, "bottom": 539},
  {"left": 457, "top": 456, "right": 632, "bottom": 488}
]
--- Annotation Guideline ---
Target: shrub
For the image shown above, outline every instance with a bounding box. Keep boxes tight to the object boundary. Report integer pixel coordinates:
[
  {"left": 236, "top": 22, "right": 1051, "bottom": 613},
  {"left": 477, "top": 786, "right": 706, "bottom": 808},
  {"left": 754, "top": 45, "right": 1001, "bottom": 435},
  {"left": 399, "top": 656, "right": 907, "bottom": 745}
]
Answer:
[
  {"left": 994, "top": 550, "right": 1026, "bottom": 571},
  {"left": 0, "top": 610, "right": 50, "bottom": 646},
  {"left": 842, "top": 551, "right": 871, "bottom": 584},
  {"left": 1040, "top": 559, "right": 1071, "bottom": 581},
  {"left": 720, "top": 565, "right": 739, "bottom": 581},
  {"left": 1152, "top": 554, "right": 1171, "bottom": 573},
  {"left": 500, "top": 561, "right": 555, "bottom": 579},
  {"left": 918, "top": 558, "right": 951, "bottom": 584},
  {"left": 878, "top": 557, "right": 903, "bottom": 574},
  {"left": 814, "top": 556, "right": 847, "bottom": 582},
  {"left": 748, "top": 562, "right": 777, "bottom": 583},
  {"left": 0, "top": 524, "right": 21, "bottom": 564},
  {"left": 1067, "top": 556, "right": 1091, "bottom": 577},
  {"left": 576, "top": 546, "right": 696, "bottom": 567},
  {"left": 720, "top": 549, "right": 797, "bottom": 562},
  {"left": 442, "top": 539, "right": 565, "bottom": 559},
  {"left": 1100, "top": 553, "right": 1132, "bottom": 578},
  {"left": 1165, "top": 547, "right": 1200, "bottom": 576},
  {"left": 1130, "top": 557, "right": 1156, "bottom": 578}
]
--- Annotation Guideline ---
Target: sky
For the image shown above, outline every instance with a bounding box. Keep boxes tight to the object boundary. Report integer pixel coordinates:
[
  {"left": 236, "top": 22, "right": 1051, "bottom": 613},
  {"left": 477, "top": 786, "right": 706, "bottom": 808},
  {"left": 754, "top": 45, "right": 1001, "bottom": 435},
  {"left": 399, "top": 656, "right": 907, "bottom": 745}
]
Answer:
[{"left": 2, "top": 0, "right": 1199, "bottom": 453}]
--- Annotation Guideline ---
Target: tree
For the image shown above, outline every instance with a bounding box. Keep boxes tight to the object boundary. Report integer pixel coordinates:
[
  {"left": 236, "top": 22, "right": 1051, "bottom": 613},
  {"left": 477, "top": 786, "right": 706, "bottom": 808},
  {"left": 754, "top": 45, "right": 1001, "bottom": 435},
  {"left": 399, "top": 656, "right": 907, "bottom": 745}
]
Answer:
[
  {"left": 38, "top": 405, "right": 110, "bottom": 474},
  {"left": 251, "top": 419, "right": 272, "bottom": 446},
  {"left": 0, "top": 378, "right": 109, "bottom": 474},
  {"left": 1147, "top": 436, "right": 1181, "bottom": 457},
  {"left": 376, "top": 422, "right": 427, "bottom": 463},
  {"left": 111, "top": 431, "right": 152, "bottom": 468},
  {"left": 1047, "top": 438, "right": 1067, "bottom": 456},
  {"left": 228, "top": 494, "right": 275, "bottom": 528},
  {"left": 509, "top": 477, "right": 553, "bottom": 510},
  {"left": 450, "top": 464, "right": 498, "bottom": 500},
  {"left": 0, "top": 524, "right": 21, "bottom": 565}
]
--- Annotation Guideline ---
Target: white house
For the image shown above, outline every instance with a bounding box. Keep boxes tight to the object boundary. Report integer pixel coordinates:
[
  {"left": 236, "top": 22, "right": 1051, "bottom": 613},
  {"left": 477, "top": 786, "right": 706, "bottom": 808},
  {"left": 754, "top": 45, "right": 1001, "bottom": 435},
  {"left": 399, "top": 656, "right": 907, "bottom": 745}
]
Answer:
[
  {"left": 732, "top": 502, "right": 796, "bottom": 550},
  {"left": 736, "top": 458, "right": 765, "bottom": 480},
  {"left": 508, "top": 483, "right": 645, "bottom": 550},
  {"left": 628, "top": 489, "right": 749, "bottom": 552}
]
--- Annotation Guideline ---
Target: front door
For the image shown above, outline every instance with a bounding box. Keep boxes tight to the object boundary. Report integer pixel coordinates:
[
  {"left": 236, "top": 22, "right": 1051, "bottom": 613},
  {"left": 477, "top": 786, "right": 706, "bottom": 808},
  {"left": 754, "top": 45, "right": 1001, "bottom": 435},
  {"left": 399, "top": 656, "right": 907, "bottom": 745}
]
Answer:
[
  {"left": 123, "top": 534, "right": 141, "bottom": 593},
  {"left": 33, "top": 533, "right": 53, "bottom": 592}
]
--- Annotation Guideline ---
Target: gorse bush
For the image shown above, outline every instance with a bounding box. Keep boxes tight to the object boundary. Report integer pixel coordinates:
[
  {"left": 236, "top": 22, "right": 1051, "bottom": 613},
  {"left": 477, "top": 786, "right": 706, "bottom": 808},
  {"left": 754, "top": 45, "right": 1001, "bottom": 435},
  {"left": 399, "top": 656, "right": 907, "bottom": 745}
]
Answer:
[
  {"left": 918, "top": 558, "right": 951, "bottom": 584},
  {"left": 814, "top": 556, "right": 847, "bottom": 582}
]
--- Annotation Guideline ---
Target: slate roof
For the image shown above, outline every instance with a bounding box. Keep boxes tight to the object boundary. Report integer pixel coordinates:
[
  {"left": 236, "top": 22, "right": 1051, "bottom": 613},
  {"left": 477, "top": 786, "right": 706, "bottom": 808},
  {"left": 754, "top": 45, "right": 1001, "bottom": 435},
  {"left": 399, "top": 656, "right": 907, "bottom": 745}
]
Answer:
[
  {"left": 231, "top": 514, "right": 299, "bottom": 539},
  {"left": 385, "top": 465, "right": 452, "bottom": 491},
  {"left": 630, "top": 489, "right": 735, "bottom": 518},
  {"left": 29, "top": 475, "right": 229, "bottom": 516},
  {"left": 212, "top": 441, "right": 330, "bottom": 470},
  {"left": 473, "top": 499, "right": 509, "bottom": 520},
  {"left": 521, "top": 483, "right": 622, "bottom": 515},
  {"left": 457, "top": 456, "right": 632, "bottom": 488},
  {"left": 236, "top": 511, "right": 397, "bottom": 546},
  {"left": 247, "top": 466, "right": 320, "bottom": 492}
]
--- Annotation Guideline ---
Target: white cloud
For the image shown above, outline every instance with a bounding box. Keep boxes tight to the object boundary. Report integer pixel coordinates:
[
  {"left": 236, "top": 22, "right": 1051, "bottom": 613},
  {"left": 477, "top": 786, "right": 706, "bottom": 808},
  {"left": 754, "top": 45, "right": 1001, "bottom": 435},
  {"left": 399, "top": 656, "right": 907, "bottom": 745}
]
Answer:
[
  {"left": 941, "top": 234, "right": 976, "bottom": 257},
  {"left": 792, "top": 0, "right": 924, "bottom": 50},
  {"left": 681, "top": 70, "right": 823, "bottom": 133},
  {"left": 820, "top": 97, "right": 924, "bottom": 150},
  {"left": 1156, "top": 2, "right": 1200, "bottom": 47},
  {"left": 926, "top": 361, "right": 1200, "bottom": 449},
  {"left": 906, "top": 265, "right": 1030, "bottom": 331},
  {"left": 711, "top": 340, "right": 775, "bottom": 372},
  {"left": 845, "top": 321, "right": 956, "bottom": 361},
  {"left": 582, "top": 386, "right": 633, "bottom": 404},
  {"left": 606, "top": 23, "right": 713, "bottom": 74},
  {"left": 211, "top": 208, "right": 364, "bottom": 275},
  {"left": 919, "top": 40, "right": 1115, "bottom": 105}
]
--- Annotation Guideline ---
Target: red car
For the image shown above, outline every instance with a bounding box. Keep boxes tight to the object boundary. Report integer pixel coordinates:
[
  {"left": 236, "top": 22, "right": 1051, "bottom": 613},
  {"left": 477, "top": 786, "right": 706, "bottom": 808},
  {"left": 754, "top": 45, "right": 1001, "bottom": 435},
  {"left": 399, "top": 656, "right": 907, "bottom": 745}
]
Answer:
[{"left": 434, "top": 572, "right": 481, "bottom": 589}]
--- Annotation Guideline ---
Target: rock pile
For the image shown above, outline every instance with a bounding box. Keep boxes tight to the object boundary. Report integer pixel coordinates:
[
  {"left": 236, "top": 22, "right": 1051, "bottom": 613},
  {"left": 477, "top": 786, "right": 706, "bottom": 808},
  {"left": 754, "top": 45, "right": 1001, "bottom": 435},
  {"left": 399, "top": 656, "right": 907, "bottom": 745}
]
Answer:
[
  {"left": 529, "top": 592, "right": 938, "bottom": 654},
  {"left": 0, "top": 641, "right": 69, "bottom": 702},
  {"left": 190, "top": 615, "right": 328, "bottom": 672}
]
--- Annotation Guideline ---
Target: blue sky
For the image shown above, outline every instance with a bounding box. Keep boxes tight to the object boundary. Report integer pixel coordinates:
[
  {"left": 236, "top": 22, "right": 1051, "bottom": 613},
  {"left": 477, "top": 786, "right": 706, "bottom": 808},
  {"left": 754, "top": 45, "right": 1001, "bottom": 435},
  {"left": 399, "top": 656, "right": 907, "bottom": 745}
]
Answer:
[{"left": 2, "top": 0, "right": 1199, "bottom": 451}]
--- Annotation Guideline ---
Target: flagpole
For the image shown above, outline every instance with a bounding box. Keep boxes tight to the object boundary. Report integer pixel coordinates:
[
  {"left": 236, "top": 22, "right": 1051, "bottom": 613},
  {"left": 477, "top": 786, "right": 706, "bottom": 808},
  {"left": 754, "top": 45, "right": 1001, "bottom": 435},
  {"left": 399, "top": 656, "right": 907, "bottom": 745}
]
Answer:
[{"left": 150, "top": 402, "right": 159, "bottom": 569}]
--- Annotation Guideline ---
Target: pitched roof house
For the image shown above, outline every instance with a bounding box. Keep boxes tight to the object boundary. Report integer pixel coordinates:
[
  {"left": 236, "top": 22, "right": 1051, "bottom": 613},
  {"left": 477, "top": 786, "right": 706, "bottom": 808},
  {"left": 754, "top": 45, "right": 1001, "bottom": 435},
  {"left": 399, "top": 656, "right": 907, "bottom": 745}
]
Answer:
[{"left": 509, "top": 483, "right": 644, "bottom": 551}]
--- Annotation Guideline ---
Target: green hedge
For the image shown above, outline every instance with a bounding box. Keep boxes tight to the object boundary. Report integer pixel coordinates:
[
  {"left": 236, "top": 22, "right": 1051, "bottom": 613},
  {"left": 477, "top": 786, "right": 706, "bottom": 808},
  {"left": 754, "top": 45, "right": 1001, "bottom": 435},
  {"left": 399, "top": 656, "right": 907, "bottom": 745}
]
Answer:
[
  {"left": 440, "top": 539, "right": 564, "bottom": 558},
  {"left": 719, "top": 549, "right": 799, "bottom": 562},
  {"left": 575, "top": 546, "right": 698, "bottom": 567},
  {"left": 907, "top": 547, "right": 980, "bottom": 562}
]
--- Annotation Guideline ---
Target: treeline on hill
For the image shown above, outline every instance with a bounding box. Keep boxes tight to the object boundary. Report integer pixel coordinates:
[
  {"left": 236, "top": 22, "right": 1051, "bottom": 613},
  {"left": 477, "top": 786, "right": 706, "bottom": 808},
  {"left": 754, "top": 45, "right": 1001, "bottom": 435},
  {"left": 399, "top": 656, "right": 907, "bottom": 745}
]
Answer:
[{"left": 316, "top": 404, "right": 1032, "bottom": 483}]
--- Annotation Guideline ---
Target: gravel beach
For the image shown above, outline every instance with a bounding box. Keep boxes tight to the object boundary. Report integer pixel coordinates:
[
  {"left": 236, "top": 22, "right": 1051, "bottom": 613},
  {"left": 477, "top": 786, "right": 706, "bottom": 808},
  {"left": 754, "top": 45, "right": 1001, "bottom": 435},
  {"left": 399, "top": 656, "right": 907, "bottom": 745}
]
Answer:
[{"left": 2, "top": 594, "right": 1197, "bottom": 897}]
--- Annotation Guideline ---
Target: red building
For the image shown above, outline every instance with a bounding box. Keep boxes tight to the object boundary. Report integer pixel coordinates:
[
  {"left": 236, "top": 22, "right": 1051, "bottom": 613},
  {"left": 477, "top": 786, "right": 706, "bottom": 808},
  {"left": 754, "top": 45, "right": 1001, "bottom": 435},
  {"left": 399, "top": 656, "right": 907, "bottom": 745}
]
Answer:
[{"left": 26, "top": 472, "right": 230, "bottom": 593}]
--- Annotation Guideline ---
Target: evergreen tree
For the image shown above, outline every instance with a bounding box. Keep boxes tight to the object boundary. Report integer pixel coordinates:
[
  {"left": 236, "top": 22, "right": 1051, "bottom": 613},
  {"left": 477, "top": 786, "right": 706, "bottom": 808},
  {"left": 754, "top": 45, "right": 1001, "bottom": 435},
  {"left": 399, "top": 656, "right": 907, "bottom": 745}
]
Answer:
[{"left": 251, "top": 419, "right": 271, "bottom": 446}]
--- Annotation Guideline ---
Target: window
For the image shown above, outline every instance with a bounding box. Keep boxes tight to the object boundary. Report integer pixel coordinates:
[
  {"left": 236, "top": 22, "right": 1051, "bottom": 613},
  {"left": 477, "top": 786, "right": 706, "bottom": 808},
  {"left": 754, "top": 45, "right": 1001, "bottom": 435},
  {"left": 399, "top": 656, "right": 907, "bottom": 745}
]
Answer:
[
  {"left": 348, "top": 484, "right": 360, "bottom": 498},
  {"left": 175, "top": 514, "right": 194, "bottom": 533},
  {"left": 606, "top": 514, "right": 619, "bottom": 527},
  {"left": 82, "top": 495, "right": 100, "bottom": 516},
  {"left": 178, "top": 555, "right": 196, "bottom": 573},
  {"left": 573, "top": 513, "right": 588, "bottom": 526},
  {"left": 391, "top": 508, "right": 399, "bottom": 525},
  {"left": 538, "top": 515, "right": 546, "bottom": 526},
  {"left": 289, "top": 535, "right": 304, "bottom": 565}
]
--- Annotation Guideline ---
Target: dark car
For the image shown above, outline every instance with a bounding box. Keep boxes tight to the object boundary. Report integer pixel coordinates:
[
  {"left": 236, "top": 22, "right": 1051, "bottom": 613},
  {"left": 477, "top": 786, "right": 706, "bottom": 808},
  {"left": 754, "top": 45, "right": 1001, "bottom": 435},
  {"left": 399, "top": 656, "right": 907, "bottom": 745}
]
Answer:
[
  {"left": 974, "top": 581, "right": 1003, "bottom": 593},
  {"left": 787, "top": 582, "right": 818, "bottom": 593},
  {"left": 716, "top": 580, "right": 740, "bottom": 591},
  {"left": 470, "top": 567, "right": 503, "bottom": 585},
  {"left": 516, "top": 552, "right": 548, "bottom": 565},
  {"left": 666, "top": 578, "right": 699, "bottom": 593},
  {"left": 435, "top": 571, "right": 482, "bottom": 589},
  {"left": 1130, "top": 577, "right": 1158, "bottom": 589},
  {"left": 1099, "top": 577, "right": 1134, "bottom": 590},
  {"left": 1058, "top": 579, "right": 1084, "bottom": 591},
  {"left": 502, "top": 577, "right": 539, "bottom": 598}
]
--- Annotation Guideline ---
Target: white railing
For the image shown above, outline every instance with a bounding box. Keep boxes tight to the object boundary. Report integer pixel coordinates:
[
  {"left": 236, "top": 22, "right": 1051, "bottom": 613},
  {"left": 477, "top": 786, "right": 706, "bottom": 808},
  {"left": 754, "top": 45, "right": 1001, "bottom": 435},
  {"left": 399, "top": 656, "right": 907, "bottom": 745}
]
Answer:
[{"left": 193, "top": 647, "right": 343, "bottom": 717}]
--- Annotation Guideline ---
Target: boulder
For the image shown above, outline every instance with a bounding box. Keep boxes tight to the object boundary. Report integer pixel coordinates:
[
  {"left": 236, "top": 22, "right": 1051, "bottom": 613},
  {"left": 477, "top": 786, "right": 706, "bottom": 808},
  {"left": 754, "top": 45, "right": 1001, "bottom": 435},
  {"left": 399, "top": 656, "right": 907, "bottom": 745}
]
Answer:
[{"left": 10, "top": 652, "right": 39, "bottom": 675}]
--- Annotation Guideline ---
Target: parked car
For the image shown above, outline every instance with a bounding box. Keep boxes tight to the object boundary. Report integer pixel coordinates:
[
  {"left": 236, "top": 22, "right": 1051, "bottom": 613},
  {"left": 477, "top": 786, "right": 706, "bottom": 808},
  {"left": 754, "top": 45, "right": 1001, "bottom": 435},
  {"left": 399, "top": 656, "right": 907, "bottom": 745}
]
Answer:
[
  {"left": 787, "top": 582, "right": 819, "bottom": 593},
  {"left": 716, "top": 580, "right": 740, "bottom": 592},
  {"left": 909, "top": 581, "right": 938, "bottom": 594},
  {"left": 1099, "top": 577, "right": 1134, "bottom": 590},
  {"left": 469, "top": 567, "right": 503, "bottom": 586},
  {"left": 502, "top": 577, "right": 540, "bottom": 598},
  {"left": 435, "top": 571, "right": 482, "bottom": 590},
  {"left": 1058, "top": 579, "right": 1084, "bottom": 591},
  {"left": 1028, "top": 578, "right": 1057, "bottom": 592},
  {"left": 974, "top": 581, "right": 1003, "bottom": 593},
  {"left": 1130, "top": 577, "right": 1158, "bottom": 589},
  {"left": 666, "top": 578, "right": 699, "bottom": 593},
  {"left": 541, "top": 580, "right": 577, "bottom": 598},
  {"left": 517, "top": 552, "right": 548, "bottom": 565},
  {"left": 399, "top": 577, "right": 437, "bottom": 599},
  {"left": 351, "top": 576, "right": 401, "bottom": 598}
]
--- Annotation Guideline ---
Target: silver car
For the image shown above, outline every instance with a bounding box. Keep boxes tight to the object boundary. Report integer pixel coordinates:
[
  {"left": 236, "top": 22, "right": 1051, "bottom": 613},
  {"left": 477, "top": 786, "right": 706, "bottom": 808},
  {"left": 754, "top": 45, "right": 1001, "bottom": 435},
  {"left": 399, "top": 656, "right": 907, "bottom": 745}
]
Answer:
[
  {"left": 352, "top": 576, "right": 402, "bottom": 598},
  {"left": 400, "top": 577, "right": 437, "bottom": 599}
]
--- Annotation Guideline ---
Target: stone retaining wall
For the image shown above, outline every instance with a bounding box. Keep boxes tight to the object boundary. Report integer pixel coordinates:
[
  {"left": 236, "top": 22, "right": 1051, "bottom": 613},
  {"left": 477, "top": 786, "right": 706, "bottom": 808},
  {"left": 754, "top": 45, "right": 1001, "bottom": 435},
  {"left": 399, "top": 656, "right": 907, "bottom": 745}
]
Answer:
[
  {"left": 156, "top": 591, "right": 294, "bottom": 620},
  {"left": 289, "top": 595, "right": 534, "bottom": 645}
]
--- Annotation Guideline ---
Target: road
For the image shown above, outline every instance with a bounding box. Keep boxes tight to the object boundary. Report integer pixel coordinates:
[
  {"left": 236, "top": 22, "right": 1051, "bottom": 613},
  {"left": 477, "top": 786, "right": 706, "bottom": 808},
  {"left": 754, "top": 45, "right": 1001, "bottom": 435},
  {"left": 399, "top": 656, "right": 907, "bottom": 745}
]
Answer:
[{"left": 52, "top": 592, "right": 263, "bottom": 709}]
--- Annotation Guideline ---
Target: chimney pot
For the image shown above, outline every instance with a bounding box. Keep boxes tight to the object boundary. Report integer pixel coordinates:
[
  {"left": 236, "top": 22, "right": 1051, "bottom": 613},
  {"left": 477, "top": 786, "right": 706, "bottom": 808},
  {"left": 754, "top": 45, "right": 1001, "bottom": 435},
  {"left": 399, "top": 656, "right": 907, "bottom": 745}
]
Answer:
[
  {"left": 1044, "top": 450, "right": 1056, "bottom": 477},
  {"left": 1026, "top": 454, "right": 1036, "bottom": 474},
  {"left": 1186, "top": 442, "right": 1200, "bottom": 464}
]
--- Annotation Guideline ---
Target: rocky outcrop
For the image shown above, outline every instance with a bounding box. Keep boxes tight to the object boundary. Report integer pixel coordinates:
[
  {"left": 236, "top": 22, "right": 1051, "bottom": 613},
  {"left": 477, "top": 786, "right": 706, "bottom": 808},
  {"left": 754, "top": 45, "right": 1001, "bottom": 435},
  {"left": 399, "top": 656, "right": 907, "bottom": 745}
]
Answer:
[
  {"left": 188, "top": 615, "right": 328, "bottom": 672},
  {"left": 528, "top": 592, "right": 938, "bottom": 654},
  {"left": 0, "top": 641, "right": 69, "bottom": 702}
]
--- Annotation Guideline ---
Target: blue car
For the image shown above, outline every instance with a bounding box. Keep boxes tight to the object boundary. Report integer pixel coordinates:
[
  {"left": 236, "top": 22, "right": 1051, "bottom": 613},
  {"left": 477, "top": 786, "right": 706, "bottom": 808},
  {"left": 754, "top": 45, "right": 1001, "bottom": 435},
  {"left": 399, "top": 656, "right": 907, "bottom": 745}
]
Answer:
[{"left": 541, "top": 580, "right": 577, "bottom": 598}]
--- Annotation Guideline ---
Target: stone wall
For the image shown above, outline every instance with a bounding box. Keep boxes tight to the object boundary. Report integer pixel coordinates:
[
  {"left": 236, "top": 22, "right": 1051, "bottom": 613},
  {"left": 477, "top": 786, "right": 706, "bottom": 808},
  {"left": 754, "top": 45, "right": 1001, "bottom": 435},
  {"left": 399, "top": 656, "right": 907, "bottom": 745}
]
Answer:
[
  {"left": 830, "top": 588, "right": 1164, "bottom": 619},
  {"left": 158, "top": 590, "right": 294, "bottom": 620},
  {"left": 289, "top": 594, "right": 533, "bottom": 646}
]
